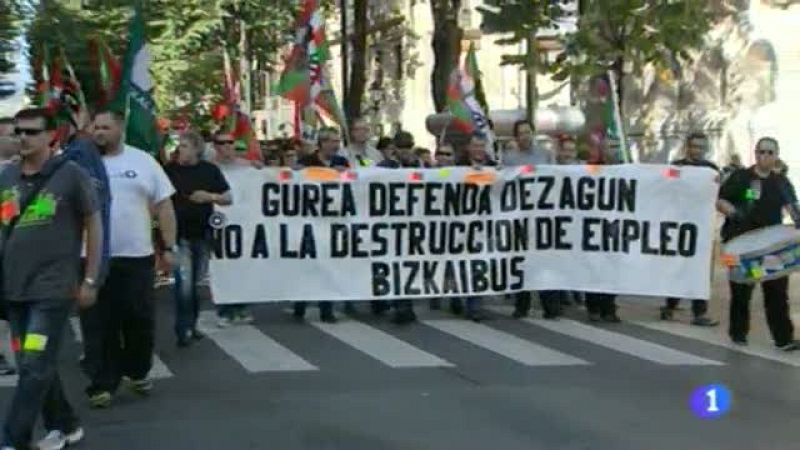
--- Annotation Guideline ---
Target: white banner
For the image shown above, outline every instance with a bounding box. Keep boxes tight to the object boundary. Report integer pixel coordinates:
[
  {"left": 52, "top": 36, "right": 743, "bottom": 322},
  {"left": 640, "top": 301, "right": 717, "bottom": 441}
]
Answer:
[{"left": 209, "top": 165, "right": 718, "bottom": 303}]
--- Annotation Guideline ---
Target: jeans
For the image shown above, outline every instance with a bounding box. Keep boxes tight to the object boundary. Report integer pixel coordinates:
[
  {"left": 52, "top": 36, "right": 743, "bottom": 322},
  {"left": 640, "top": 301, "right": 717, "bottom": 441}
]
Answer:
[
  {"left": 173, "top": 239, "right": 207, "bottom": 339},
  {"left": 3, "top": 299, "right": 79, "bottom": 448},
  {"left": 86, "top": 256, "right": 156, "bottom": 395},
  {"left": 729, "top": 277, "right": 794, "bottom": 346},
  {"left": 538, "top": 291, "right": 563, "bottom": 317}
]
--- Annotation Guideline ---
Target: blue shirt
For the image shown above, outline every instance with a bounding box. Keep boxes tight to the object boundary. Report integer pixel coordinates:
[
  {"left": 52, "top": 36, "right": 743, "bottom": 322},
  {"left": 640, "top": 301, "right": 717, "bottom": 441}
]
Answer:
[{"left": 63, "top": 135, "right": 112, "bottom": 276}]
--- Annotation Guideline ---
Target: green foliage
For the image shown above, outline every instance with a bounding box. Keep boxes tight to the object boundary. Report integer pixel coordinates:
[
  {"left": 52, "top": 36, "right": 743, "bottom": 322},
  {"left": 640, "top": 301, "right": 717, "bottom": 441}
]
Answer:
[
  {"left": 26, "top": 0, "right": 301, "bottom": 126},
  {"left": 476, "top": 0, "right": 568, "bottom": 70},
  {"left": 0, "top": 0, "right": 24, "bottom": 76},
  {"left": 550, "top": 1, "right": 715, "bottom": 82}
]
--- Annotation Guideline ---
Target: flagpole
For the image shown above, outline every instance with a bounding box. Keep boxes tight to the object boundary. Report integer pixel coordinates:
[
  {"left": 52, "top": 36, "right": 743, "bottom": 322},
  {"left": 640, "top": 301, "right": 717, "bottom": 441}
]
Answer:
[{"left": 607, "top": 69, "right": 630, "bottom": 163}]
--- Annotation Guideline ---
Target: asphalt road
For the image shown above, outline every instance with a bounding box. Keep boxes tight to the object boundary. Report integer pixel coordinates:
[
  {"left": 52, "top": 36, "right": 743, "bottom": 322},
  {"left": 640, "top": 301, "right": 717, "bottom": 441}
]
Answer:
[{"left": 1, "top": 287, "right": 799, "bottom": 450}]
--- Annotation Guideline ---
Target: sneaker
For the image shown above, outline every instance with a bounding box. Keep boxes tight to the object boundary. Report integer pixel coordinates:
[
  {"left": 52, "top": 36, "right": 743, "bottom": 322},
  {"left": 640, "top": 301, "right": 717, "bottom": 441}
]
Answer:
[
  {"left": 588, "top": 312, "right": 602, "bottom": 322},
  {"left": 88, "top": 391, "right": 111, "bottom": 408},
  {"left": 776, "top": 341, "right": 800, "bottom": 352},
  {"left": 234, "top": 311, "right": 254, "bottom": 325},
  {"left": 190, "top": 329, "right": 205, "bottom": 341},
  {"left": 691, "top": 316, "right": 719, "bottom": 327},
  {"left": 217, "top": 317, "right": 233, "bottom": 328},
  {"left": 731, "top": 337, "right": 748, "bottom": 346},
  {"left": 320, "top": 313, "right": 337, "bottom": 324},
  {"left": 127, "top": 377, "right": 153, "bottom": 396},
  {"left": 601, "top": 313, "right": 622, "bottom": 323},
  {"left": 37, "top": 427, "right": 84, "bottom": 450},
  {"left": 177, "top": 334, "right": 192, "bottom": 348},
  {"left": 0, "top": 355, "right": 15, "bottom": 376}
]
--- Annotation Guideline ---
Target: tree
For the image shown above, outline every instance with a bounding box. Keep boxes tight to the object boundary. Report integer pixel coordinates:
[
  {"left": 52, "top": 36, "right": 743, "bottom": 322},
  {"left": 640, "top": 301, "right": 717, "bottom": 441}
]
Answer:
[
  {"left": 0, "top": 0, "right": 24, "bottom": 77},
  {"left": 550, "top": 1, "right": 715, "bottom": 116},
  {"left": 343, "top": 0, "right": 368, "bottom": 121},
  {"left": 477, "top": 0, "right": 569, "bottom": 119},
  {"left": 430, "top": 0, "right": 463, "bottom": 113}
]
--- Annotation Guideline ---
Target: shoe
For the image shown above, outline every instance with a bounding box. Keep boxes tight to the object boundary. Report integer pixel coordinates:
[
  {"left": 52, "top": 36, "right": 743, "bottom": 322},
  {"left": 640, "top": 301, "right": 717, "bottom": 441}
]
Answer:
[
  {"left": 217, "top": 317, "right": 233, "bottom": 328},
  {"left": 601, "top": 313, "right": 621, "bottom": 323},
  {"left": 659, "top": 307, "right": 674, "bottom": 321},
  {"left": 320, "top": 314, "right": 337, "bottom": 324},
  {"left": 542, "top": 313, "right": 559, "bottom": 320},
  {"left": 588, "top": 312, "right": 602, "bottom": 322},
  {"left": 190, "top": 329, "right": 205, "bottom": 341},
  {"left": 127, "top": 377, "right": 153, "bottom": 396},
  {"left": 731, "top": 337, "right": 748, "bottom": 346},
  {"left": 392, "top": 311, "right": 417, "bottom": 325},
  {"left": 177, "top": 335, "right": 192, "bottom": 348},
  {"left": 234, "top": 311, "right": 254, "bottom": 325},
  {"left": 466, "top": 311, "right": 485, "bottom": 322},
  {"left": 37, "top": 427, "right": 84, "bottom": 450},
  {"left": 0, "top": 355, "right": 15, "bottom": 376},
  {"left": 88, "top": 391, "right": 111, "bottom": 408},
  {"left": 691, "top": 316, "right": 719, "bottom": 327},
  {"left": 512, "top": 309, "right": 528, "bottom": 319},
  {"left": 776, "top": 341, "right": 800, "bottom": 352}
]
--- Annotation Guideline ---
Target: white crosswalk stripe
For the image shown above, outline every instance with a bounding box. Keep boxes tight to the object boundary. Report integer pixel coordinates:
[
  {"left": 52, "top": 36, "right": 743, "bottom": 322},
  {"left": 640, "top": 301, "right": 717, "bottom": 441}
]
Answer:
[
  {"left": 424, "top": 319, "right": 589, "bottom": 366},
  {"left": 311, "top": 319, "right": 453, "bottom": 368},
  {"left": 634, "top": 321, "right": 800, "bottom": 367},
  {"left": 527, "top": 317, "right": 725, "bottom": 366},
  {"left": 69, "top": 317, "right": 174, "bottom": 379},
  {"left": 197, "top": 311, "right": 317, "bottom": 372}
]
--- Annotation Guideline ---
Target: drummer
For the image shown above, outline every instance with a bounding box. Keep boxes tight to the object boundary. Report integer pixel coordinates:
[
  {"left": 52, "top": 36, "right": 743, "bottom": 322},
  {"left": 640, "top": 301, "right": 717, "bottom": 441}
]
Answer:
[
  {"left": 717, "top": 136, "right": 799, "bottom": 351},
  {"left": 660, "top": 132, "right": 720, "bottom": 326}
]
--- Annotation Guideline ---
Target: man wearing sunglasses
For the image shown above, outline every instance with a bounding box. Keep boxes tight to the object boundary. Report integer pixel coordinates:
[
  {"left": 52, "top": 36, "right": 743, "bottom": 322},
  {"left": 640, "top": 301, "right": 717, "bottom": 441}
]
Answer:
[
  {"left": 1, "top": 108, "right": 103, "bottom": 450},
  {"left": 660, "top": 132, "right": 720, "bottom": 327},
  {"left": 718, "top": 137, "right": 799, "bottom": 351}
]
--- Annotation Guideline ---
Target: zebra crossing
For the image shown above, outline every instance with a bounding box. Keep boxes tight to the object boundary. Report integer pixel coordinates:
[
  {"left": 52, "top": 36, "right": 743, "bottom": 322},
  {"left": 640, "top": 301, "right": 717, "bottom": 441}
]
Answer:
[{"left": 1, "top": 306, "right": 798, "bottom": 389}]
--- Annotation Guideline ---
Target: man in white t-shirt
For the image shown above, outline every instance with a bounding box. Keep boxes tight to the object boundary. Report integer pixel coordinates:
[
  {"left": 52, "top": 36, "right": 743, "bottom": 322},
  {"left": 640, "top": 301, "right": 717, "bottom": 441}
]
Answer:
[
  {"left": 340, "top": 118, "right": 383, "bottom": 168},
  {"left": 82, "top": 110, "right": 177, "bottom": 409}
]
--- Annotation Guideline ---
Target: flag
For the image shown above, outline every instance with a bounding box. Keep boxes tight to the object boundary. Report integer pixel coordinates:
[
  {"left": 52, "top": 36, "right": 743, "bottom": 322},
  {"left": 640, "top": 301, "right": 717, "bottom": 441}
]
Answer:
[
  {"left": 276, "top": 0, "right": 340, "bottom": 140},
  {"left": 213, "top": 49, "right": 259, "bottom": 161},
  {"left": 465, "top": 42, "right": 489, "bottom": 116},
  {"left": 446, "top": 68, "right": 476, "bottom": 134},
  {"left": 601, "top": 71, "right": 630, "bottom": 163},
  {"left": 111, "top": 6, "right": 162, "bottom": 156},
  {"left": 32, "top": 47, "right": 80, "bottom": 145},
  {"left": 90, "top": 38, "right": 122, "bottom": 108}
]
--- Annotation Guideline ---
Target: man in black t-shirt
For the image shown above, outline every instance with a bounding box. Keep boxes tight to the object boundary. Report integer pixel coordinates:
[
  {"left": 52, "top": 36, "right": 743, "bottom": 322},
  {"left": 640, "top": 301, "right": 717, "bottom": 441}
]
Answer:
[
  {"left": 165, "top": 131, "right": 231, "bottom": 347},
  {"left": 661, "top": 133, "right": 720, "bottom": 326},
  {"left": 718, "top": 137, "right": 799, "bottom": 351},
  {"left": 293, "top": 127, "right": 348, "bottom": 323}
]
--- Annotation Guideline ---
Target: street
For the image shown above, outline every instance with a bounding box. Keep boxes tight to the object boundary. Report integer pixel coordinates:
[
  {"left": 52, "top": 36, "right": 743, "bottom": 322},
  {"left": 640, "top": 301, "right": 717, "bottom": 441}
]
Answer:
[{"left": 1, "top": 284, "right": 799, "bottom": 450}]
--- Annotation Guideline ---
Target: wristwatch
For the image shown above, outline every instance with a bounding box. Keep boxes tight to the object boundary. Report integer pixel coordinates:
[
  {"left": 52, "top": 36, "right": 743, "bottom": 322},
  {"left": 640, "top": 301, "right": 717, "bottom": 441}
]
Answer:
[{"left": 83, "top": 277, "right": 98, "bottom": 288}]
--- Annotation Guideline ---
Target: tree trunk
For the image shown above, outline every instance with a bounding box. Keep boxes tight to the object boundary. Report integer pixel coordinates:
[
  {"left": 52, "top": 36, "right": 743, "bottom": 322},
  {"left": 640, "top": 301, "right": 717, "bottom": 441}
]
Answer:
[
  {"left": 430, "top": 0, "right": 462, "bottom": 113},
  {"left": 344, "top": 0, "right": 368, "bottom": 121}
]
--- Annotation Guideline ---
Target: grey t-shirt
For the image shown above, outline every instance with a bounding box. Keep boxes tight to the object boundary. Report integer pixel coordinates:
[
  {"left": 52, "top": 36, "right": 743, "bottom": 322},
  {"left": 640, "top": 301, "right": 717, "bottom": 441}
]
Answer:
[
  {"left": 0, "top": 156, "right": 99, "bottom": 302},
  {"left": 503, "top": 144, "right": 555, "bottom": 166}
]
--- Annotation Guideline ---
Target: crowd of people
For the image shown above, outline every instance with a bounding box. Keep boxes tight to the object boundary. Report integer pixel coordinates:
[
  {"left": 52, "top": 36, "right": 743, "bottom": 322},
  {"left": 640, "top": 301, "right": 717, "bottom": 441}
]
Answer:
[{"left": 0, "top": 107, "right": 797, "bottom": 450}]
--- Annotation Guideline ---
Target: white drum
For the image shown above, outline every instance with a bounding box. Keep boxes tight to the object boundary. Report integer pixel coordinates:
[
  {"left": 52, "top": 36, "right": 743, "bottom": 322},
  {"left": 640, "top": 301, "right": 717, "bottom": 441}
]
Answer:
[{"left": 722, "top": 225, "right": 800, "bottom": 284}]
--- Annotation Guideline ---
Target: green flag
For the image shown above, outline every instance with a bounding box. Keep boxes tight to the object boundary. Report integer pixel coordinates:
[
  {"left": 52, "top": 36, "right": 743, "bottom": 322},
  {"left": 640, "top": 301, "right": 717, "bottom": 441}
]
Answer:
[{"left": 111, "top": 6, "right": 161, "bottom": 155}]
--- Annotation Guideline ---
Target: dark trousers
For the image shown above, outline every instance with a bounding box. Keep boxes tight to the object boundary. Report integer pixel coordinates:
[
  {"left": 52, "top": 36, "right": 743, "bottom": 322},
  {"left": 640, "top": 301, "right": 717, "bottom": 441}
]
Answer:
[
  {"left": 3, "top": 299, "right": 79, "bottom": 448},
  {"left": 173, "top": 239, "right": 206, "bottom": 339},
  {"left": 729, "top": 277, "right": 794, "bottom": 346},
  {"left": 84, "top": 256, "right": 156, "bottom": 395},
  {"left": 538, "top": 291, "right": 563, "bottom": 317},
  {"left": 293, "top": 301, "right": 333, "bottom": 318},
  {"left": 586, "top": 293, "right": 617, "bottom": 316},
  {"left": 514, "top": 291, "right": 560, "bottom": 316},
  {"left": 392, "top": 299, "right": 414, "bottom": 316},
  {"left": 664, "top": 297, "right": 708, "bottom": 317}
]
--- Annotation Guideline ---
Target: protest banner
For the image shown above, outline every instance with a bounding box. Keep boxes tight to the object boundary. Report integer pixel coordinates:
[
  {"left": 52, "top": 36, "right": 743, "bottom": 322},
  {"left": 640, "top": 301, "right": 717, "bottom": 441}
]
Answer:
[{"left": 209, "top": 165, "right": 718, "bottom": 303}]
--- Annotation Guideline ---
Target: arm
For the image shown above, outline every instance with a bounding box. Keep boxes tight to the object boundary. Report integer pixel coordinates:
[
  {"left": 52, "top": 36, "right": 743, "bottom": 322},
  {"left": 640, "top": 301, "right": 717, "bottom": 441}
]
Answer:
[
  {"left": 212, "top": 191, "right": 232, "bottom": 206},
  {"left": 83, "top": 211, "right": 103, "bottom": 281},
  {"left": 156, "top": 198, "right": 177, "bottom": 249}
]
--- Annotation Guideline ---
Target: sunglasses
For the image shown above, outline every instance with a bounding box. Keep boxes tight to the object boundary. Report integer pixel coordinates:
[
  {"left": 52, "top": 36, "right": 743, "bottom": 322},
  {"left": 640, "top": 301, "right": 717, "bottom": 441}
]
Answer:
[
  {"left": 215, "top": 140, "right": 234, "bottom": 145},
  {"left": 756, "top": 149, "right": 776, "bottom": 156},
  {"left": 14, "top": 128, "right": 45, "bottom": 136}
]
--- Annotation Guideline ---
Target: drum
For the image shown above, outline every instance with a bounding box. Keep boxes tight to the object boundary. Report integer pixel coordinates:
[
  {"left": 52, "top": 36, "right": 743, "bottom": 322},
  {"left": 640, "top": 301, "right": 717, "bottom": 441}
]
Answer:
[{"left": 722, "top": 225, "right": 800, "bottom": 284}]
